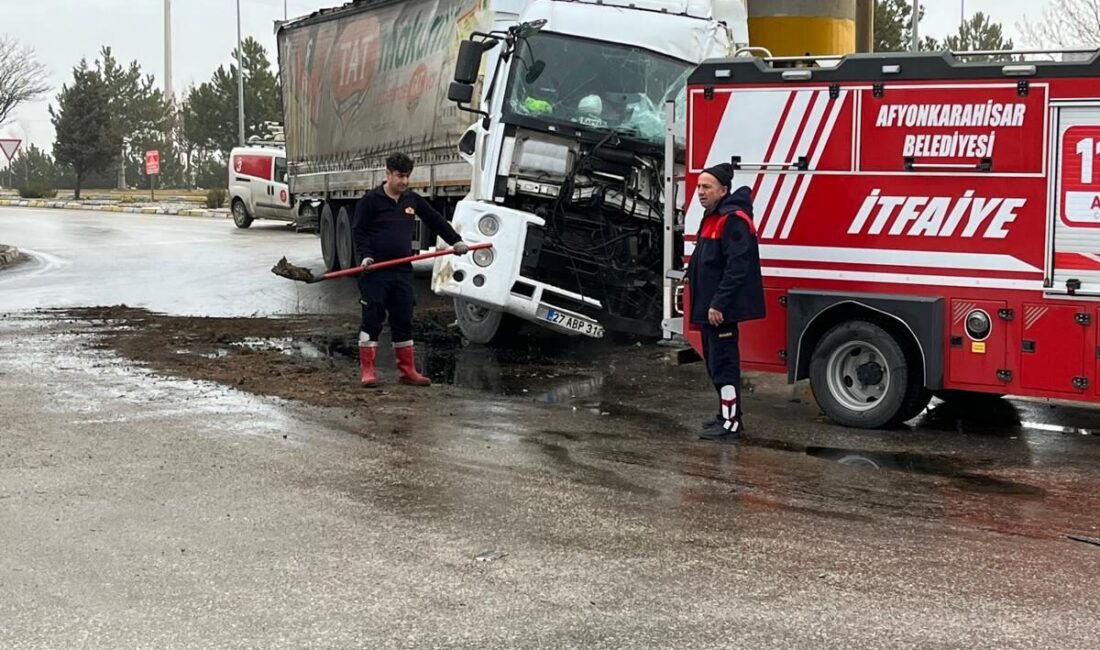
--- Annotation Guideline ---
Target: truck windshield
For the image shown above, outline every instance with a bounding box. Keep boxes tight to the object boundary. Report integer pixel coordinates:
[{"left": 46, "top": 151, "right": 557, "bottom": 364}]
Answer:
[{"left": 505, "top": 32, "right": 691, "bottom": 145}]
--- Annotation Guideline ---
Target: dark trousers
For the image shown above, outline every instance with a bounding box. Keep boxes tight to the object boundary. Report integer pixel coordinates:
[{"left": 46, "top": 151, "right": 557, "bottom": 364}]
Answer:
[
  {"left": 701, "top": 323, "right": 743, "bottom": 425},
  {"left": 358, "top": 269, "right": 416, "bottom": 343}
]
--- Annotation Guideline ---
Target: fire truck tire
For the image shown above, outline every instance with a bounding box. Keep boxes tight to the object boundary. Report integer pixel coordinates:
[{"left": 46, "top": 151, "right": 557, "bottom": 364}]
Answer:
[
  {"left": 231, "top": 199, "right": 252, "bottom": 229},
  {"left": 319, "top": 203, "right": 338, "bottom": 271},
  {"left": 809, "top": 320, "right": 922, "bottom": 429},
  {"left": 336, "top": 206, "right": 355, "bottom": 270},
  {"left": 454, "top": 298, "right": 521, "bottom": 345},
  {"left": 898, "top": 387, "right": 933, "bottom": 423}
]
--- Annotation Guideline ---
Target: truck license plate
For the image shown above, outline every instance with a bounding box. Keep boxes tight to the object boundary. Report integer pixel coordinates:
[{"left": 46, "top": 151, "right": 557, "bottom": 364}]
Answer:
[{"left": 540, "top": 307, "right": 604, "bottom": 338}]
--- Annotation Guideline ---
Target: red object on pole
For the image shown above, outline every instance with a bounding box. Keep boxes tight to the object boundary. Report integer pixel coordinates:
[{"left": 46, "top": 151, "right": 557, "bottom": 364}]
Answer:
[{"left": 145, "top": 150, "right": 160, "bottom": 175}]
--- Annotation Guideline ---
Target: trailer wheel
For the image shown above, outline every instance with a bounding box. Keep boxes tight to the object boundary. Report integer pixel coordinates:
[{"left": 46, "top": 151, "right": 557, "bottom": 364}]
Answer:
[
  {"left": 319, "top": 203, "right": 338, "bottom": 271},
  {"left": 454, "top": 298, "right": 521, "bottom": 345},
  {"left": 231, "top": 199, "right": 252, "bottom": 229},
  {"left": 809, "top": 320, "right": 919, "bottom": 428},
  {"left": 336, "top": 206, "right": 355, "bottom": 270}
]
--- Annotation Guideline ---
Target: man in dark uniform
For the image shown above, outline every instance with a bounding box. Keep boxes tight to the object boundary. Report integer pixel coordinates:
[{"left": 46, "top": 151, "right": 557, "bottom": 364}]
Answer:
[
  {"left": 686, "top": 162, "right": 765, "bottom": 440},
  {"left": 354, "top": 152, "right": 469, "bottom": 387}
]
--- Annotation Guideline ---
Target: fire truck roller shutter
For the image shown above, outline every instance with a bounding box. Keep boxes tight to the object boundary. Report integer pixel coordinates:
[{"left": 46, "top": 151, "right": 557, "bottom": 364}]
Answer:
[
  {"left": 787, "top": 291, "right": 944, "bottom": 428},
  {"left": 746, "top": 0, "right": 856, "bottom": 57}
]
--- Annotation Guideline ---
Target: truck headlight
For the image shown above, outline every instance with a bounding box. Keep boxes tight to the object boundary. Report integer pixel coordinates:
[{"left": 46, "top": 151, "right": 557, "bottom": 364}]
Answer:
[
  {"left": 478, "top": 214, "right": 500, "bottom": 236},
  {"left": 473, "top": 247, "right": 495, "bottom": 268},
  {"left": 516, "top": 139, "right": 570, "bottom": 176}
]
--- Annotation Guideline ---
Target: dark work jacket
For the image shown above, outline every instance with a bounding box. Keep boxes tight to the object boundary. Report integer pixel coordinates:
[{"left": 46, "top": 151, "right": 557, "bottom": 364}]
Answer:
[
  {"left": 687, "top": 186, "right": 766, "bottom": 325},
  {"left": 353, "top": 184, "right": 461, "bottom": 271}
]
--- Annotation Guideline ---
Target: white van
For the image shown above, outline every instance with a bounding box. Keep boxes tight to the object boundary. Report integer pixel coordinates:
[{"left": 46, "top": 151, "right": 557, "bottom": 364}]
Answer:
[{"left": 227, "top": 145, "right": 296, "bottom": 228}]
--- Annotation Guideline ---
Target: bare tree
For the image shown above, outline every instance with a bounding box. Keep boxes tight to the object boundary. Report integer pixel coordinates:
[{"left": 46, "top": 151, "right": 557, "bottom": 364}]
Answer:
[
  {"left": 1019, "top": 0, "right": 1100, "bottom": 49},
  {"left": 0, "top": 35, "right": 50, "bottom": 126}
]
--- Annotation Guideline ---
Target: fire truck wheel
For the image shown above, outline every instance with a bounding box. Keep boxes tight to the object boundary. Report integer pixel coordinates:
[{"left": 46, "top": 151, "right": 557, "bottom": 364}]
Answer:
[
  {"left": 319, "top": 203, "right": 339, "bottom": 271},
  {"left": 810, "top": 320, "right": 921, "bottom": 429},
  {"left": 231, "top": 199, "right": 253, "bottom": 229},
  {"left": 453, "top": 298, "right": 521, "bottom": 345},
  {"left": 898, "top": 387, "right": 933, "bottom": 423}
]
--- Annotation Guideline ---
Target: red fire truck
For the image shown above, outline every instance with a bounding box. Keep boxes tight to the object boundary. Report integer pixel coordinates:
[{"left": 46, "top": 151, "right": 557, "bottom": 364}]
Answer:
[{"left": 668, "top": 50, "right": 1100, "bottom": 428}]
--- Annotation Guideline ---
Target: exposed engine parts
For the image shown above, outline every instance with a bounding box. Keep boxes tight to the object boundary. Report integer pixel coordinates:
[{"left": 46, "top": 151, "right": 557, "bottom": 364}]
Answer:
[{"left": 506, "top": 131, "right": 666, "bottom": 335}]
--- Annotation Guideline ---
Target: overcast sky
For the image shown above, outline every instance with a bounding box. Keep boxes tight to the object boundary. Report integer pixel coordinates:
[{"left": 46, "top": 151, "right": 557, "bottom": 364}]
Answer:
[{"left": 0, "top": 0, "right": 1052, "bottom": 164}]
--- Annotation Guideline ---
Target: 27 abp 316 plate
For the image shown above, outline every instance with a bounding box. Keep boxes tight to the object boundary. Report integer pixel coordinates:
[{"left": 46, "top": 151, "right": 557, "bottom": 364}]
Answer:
[{"left": 537, "top": 306, "right": 604, "bottom": 338}]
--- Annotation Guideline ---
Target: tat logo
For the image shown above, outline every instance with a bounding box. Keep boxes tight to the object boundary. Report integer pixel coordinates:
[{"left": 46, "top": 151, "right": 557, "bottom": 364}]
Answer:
[{"left": 847, "top": 189, "right": 1026, "bottom": 239}]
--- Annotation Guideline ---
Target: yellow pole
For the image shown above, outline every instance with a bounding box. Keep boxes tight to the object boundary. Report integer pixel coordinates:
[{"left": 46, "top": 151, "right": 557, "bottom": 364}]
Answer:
[{"left": 746, "top": 0, "right": 857, "bottom": 57}]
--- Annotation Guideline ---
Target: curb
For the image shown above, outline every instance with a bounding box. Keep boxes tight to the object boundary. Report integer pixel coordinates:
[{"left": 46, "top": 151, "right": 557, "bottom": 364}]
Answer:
[
  {"left": 0, "top": 198, "right": 229, "bottom": 219},
  {"left": 0, "top": 244, "right": 20, "bottom": 267}
]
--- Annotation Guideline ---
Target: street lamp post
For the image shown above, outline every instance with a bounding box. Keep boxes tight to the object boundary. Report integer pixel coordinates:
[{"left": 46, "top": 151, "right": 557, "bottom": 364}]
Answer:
[
  {"left": 236, "top": 0, "right": 245, "bottom": 146},
  {"left": 910, "top": 0, "right": 919, "bottom": 52}
]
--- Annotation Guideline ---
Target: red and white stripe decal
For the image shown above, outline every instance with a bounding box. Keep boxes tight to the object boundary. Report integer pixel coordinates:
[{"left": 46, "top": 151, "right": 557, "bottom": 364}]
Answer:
[
  {"left": 1054, "top": 252, "right": 1100, "bottom": 271},
  {"left": 953, "top": 301, "right": 977, "bottom": 326},
  {"left": 759, "top": 245, "right": 1042, "bottom": 274},
  {"left": 1024, "top": 305, "right": 1049, "bottom": 330},
  {"left": 686, "top": 88, "right": 850, "bottom": 242},
  {"left": 758, "top": 92, "right": 822, "bottom": 238},
  {"left": 777, "top": 90, "right": 849, "bottom": 240}
]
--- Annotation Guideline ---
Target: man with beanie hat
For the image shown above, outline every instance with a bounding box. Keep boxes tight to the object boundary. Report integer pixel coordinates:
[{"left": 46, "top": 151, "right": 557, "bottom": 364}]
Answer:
[
  {"left": 686, "top": 162, "right": 765, "bottom": 440},
  {"left": 353, "top": 152, "right": 469, "bottom": 387}
]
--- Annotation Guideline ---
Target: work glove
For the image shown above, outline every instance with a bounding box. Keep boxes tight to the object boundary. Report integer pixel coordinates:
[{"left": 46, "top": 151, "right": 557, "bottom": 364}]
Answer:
[
  {"left": 360, "top": 257, "right": 374, "bottom": 269},
  {"left": 452, "top": 241, "right": 470, "bottom": 255}
]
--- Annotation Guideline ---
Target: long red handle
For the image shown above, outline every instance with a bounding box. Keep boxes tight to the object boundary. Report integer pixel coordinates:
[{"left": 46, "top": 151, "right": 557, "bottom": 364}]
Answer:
[{"left": 320, "top": 242, "right": 493, "bottom": 281}]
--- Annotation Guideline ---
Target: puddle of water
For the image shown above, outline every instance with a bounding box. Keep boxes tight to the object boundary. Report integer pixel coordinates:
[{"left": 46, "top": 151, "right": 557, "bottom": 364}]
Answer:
[
  {"left": 233, "top": 332, "right": 613, "bottom": 405},
  {"left": 233, "top": 336, "right": 326, "bottom": 360},
  {"left": 805, "top": 446, "right": 1045, "bottom": 496},
  {"left": 175, "top": 348, "right": 230, "bottom": 359},
  {"left": 1018, "top": 421, "right": 1100, "bottom": 437}
]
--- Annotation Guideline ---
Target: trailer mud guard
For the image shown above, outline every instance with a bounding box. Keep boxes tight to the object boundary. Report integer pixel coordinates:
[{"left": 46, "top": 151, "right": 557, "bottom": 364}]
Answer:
[{"left": 787, "top": 291, "right": 944, "bottom": 390}]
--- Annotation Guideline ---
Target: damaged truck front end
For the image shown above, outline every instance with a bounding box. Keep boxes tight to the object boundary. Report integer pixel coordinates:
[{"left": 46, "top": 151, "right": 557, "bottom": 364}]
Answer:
[{"left": 433, "top": 0, "right": 743, "bottom": 343}]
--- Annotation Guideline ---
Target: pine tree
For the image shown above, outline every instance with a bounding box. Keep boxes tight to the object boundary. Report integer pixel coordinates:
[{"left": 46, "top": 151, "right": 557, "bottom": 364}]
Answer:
[{"left": 50, "top": 59, "right": 115, "bottom": 200}]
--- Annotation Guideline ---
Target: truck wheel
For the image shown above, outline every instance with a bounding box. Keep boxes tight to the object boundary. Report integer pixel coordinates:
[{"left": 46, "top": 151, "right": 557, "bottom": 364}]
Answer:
[
  {"left": 336, "top": 206, "right": 355, "bottom": 270},
  {"left": 809, "top": 320, "right": 919, "bottom": 429},
  {"left": 454, "top": 298, "right": 521, "bottom": 345},
  {"left": 898, "top": 387, "right": 933, "bottom": 423},
  {"left": 231, "top": 199, "right": 253, "bottom": 229},
  {"left": 319, "top": 203, "right": 338, "bottom": 271}
]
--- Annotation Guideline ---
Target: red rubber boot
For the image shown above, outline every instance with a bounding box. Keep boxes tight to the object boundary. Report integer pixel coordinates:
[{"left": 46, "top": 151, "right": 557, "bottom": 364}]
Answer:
[
  {"left": 359, "top": 344, "right": 379, "bottom": 387},
  {"left": 394, "top": 342, "right": 431, "bottom": 386}
]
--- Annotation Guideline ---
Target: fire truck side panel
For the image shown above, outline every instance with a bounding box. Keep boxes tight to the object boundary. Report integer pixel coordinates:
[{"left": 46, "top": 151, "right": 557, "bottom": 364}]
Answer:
[
  {"left": 739, "top": 288, "right": 788, "bottom": 370},
  {"left": 1094, "top": 307, "right": 1100, "bottom": 397},
  {"left": 1051, "top": 107, "right": 1100, "bottom": 296},
  {"left": 947, "top": 299, "right": 1009, "bottom": 387},
  {"left": 1020, "top": 303, "right": 1090, "bottom": 395}
]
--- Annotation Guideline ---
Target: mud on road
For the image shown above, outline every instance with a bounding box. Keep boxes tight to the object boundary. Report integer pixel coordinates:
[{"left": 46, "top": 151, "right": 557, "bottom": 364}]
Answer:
[
  {"left": 52, "top": 303, "right": 1100, "bottom": 545},
  {"left": 57, "top": 304, "right": 703, "bottom": 425}
]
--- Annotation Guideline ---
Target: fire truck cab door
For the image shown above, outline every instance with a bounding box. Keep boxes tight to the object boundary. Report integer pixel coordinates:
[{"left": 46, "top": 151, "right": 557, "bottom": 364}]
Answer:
[{"left": 1051, "top": 105, "right": 1100, "bottom": 295}]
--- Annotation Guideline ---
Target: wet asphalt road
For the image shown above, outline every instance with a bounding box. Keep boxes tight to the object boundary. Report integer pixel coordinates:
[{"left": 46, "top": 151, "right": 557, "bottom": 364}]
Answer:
[
  {"left": 0, "top": 206, "right": 358, "bottom": 316},
  {"left": 2, "top": 208, "right": 1100, "bottom": 648}
]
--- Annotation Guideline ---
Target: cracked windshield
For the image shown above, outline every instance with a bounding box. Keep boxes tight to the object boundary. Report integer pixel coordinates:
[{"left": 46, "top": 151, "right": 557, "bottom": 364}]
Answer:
[{"left": 506, "top": 33, "right": 690, "bottom": 145}]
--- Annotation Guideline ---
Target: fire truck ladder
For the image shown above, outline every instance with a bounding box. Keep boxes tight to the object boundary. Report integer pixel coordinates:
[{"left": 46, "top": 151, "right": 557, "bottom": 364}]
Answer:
[{"left": 662, "top": 100, "right": 687, "bottom": 340}]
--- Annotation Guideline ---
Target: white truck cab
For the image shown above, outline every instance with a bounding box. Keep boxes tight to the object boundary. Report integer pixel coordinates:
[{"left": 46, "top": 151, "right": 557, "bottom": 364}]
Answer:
[
  {"left": 433, "top": 0, "right": 748, "bottom": 343},
  {"left": 228, "top": 144, "right": 295, "bottom": 228}
]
